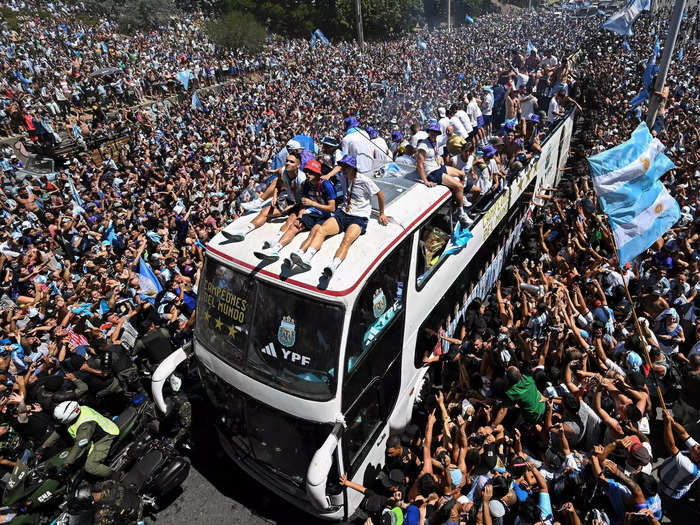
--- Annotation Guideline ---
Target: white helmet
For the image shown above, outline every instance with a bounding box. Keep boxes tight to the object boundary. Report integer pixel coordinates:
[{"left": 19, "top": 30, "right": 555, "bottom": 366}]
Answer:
[{"left": 54, "top": 401, "right": 81, "bottom": 425}]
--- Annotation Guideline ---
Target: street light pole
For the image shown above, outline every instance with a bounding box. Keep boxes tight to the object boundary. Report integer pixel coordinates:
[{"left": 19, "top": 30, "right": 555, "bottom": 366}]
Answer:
[
  {"left": 646, "top": 0, "right": 687, "bottom": 128},
  {"left": 354, "top": 0, "right": 364, "bottom": 49},
  {"left": 448, "top": 0, "right": 452, "bottom": 31}
]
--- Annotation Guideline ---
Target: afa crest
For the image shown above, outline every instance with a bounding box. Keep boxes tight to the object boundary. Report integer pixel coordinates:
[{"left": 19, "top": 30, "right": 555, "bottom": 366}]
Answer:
[
  {"left": 278, "top": 316, "right": 296, "bottom": 348},
  {"left": 372, "top": 289, "right": 387, "bottom": 319}
]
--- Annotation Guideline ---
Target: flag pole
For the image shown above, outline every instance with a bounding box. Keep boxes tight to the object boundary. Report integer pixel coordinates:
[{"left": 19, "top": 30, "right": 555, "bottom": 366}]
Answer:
[
  {"left": 646, "top": 0, "right": 688, "bottom": 128},
  {"left": 602, "top": 216, "right": 667, "bottom": 410}
]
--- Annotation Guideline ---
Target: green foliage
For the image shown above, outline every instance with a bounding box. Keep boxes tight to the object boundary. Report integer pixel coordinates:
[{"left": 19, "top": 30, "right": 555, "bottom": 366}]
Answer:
[
  {"left": 336, "top": 0, "right": 425, "bottom": 38},
  {"left": 204, "top": 10, "right": 267, "bottom": 52},
  {"left": 83, "top": 0, "right": 176, "bottom": 33},
  {"left": 0, "top": 6, "right": 20, "bottom": 31}
]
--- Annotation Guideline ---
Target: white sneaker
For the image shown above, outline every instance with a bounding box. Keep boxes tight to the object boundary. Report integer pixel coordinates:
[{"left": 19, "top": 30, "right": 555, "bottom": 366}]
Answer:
[
  {"left": 254, "top": 247, "right": 280, "bottom": 261},
  {"left": 462, "top": 196, "right": 472, "bottom": 208},
  {"left": 459, "top": 213, "right": 474, "bottom": 228}
]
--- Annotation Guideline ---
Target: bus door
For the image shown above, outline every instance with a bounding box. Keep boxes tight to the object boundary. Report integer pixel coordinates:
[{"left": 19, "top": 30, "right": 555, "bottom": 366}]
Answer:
[{"left": 339, "top": 238, "right": 412, "bottom": 512}]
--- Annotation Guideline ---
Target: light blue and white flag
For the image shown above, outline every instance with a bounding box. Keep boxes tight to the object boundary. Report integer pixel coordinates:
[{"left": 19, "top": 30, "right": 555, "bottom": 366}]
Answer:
[
  {"left": 192, "top": 91, "right": 204, "bottom": 111},
  {"left": 313, "top": 29, "right": 329, "bottom": 45},
  {"left": 629, "top": 87, "right": 648, "bottom": 107},
  {"left": 642, "top": 51, "right": 659, "bottom": 89},
  {"left": 527, "top": 40, "right": 537, "bottom": 55},
  {"left": 622, "top": 39, "right": 631, "bottom": 52},
  {"left": 66, "top": 171, "right": 84, "bottom": 215},
  {"left": 417, "top": 39, "right": 427, "bottom": 50},
  {"left": 588, "top": 123, "right": 679, "bottom": 265},
  {"left": 176, "top": 69, "right": 192, "bottom": 90},
  {"left": 465, "top": 14, "right": 474, "bottom": 23},
  {"left": 444, "top": 223, "right": 473, "bottom": 257},
  {"left": 602, "top": 0, "right": 650, "bottom": 36},
  {"left": 588, "top": 123, "right": 673, "bottom": 214},
  {"left": 677, "top": 47, "right": 684, "bottom": 61},
  {"left": 138, "top": 257, "right": 163, "bottom": 302}
]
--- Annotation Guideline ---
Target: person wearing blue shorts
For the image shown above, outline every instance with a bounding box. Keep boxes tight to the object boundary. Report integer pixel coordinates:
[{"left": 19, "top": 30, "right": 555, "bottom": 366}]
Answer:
[
  {"left": 416, "top": 121, "right": 473, "bottom": 227},
  {"left": 254, "top": 159, "right": 336, "bottom": 262},
  {"left": 290, "top": 154, "right": 389, "bottom": 279}
]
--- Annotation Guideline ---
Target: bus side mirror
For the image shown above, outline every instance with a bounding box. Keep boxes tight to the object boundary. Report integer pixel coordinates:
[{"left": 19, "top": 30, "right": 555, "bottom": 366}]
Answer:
[
  {"left": 151, "top": 343, "right": 192, "bottom": 414},
  {"left": 306, "top": 415, "right": 346, "bottom": 512}
]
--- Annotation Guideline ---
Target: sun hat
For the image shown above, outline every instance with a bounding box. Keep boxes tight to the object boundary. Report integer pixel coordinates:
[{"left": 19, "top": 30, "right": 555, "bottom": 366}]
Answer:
[
  {"left": 482, "top": 144, "right": 497, "bottom": 157},
  {"left": 365, "top": 126, "right": 378, "bottom": 139},
  {"left": 424, "top": 120, "right": 442, "bottom": 134},
  {"left": 338, "top": 154, "right": 357, "bottom": 170},
  {"left": 391, "top": 130, "right": 404, "bottom": 142},
  {"left": 527, "top": 113, "right": 541, "bottom": 123},
  {"left": 344, "top": 115, "right": 360, "bottom": 130}
]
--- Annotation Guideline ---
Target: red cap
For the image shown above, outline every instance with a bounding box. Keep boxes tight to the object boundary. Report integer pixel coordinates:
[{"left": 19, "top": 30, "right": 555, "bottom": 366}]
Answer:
[
  {"left": 304, "top": 159, "right": 322, "bottom": 175},
  {"left": 594, "top": 299, "right": 602, "bottom": 307}
]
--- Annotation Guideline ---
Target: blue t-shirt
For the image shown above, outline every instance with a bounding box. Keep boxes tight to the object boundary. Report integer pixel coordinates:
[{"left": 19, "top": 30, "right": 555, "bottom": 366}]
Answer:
[{"left": 302, "top": 179, "right": 336, "bottom": 218}]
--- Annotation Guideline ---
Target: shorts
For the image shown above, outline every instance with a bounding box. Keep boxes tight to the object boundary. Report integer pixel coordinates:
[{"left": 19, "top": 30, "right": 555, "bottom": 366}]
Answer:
[
  {"left": 476, "top": 115, "right": 484, "bottom": 128},
  {"left": 300, "top": 213, "right": 327, "bottom": 231},
  {"left": 483, "top": 114, "right": 492, "bottom": 126},
  {"left": 427, "top": 165, "right": 446, "bottom": 184},
  {"left": 331, "top": 209, "right": 369, "bottom": 235}
]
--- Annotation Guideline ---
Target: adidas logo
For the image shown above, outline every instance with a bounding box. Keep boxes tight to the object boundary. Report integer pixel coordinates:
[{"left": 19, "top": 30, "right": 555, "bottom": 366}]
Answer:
[{"left": 261, "top": 343, "right": 277, "bottom": 358}]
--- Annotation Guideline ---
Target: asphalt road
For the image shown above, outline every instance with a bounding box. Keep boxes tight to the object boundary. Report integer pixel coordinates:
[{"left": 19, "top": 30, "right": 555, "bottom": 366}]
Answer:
[{"left": 154, "top": 399, "right": 328, "bottom": 525}]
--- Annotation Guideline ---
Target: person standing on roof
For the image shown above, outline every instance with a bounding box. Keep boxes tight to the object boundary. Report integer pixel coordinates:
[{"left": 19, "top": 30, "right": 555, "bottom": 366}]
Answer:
[
  {"left": 289, "top": 154, "right": 388, "bottom": 279},
  {"left": 253, "top": 159, "right": 336, "bottom": 262},
  {"left": 416, "top": 121, "right": 473, "bottom": 227},
  {"left": 366, "top": 126, "right": 391, "bottom": 165},
  {"left": 341, "top": 116, "right": 374, "bottom": 175}
]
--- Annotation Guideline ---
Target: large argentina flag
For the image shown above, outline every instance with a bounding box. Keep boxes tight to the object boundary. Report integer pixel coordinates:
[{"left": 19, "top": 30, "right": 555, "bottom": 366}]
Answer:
[
  {"left": 588, "top": 123, "right": 679, "bottom": 266},
  {"left": 602, "top": 0, "right": 650, "bottom": 36}
]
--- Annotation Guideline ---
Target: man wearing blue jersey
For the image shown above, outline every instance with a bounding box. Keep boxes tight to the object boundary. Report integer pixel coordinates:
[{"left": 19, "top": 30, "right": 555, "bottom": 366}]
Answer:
[{"left": 254, "top": 159, "right": 336, "bottom": 262}]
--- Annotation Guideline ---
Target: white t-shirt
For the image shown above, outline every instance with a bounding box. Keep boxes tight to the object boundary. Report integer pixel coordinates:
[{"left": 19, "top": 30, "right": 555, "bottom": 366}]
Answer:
[
  {"left": 341, "top": 172, "right": 380, "bottom": 219},
  {"left": 454, "top": 110, "right": 473, "bottom": 135},
  {"left": 417, "top": 138, "right": 443, "bottom": 175},
  {"left": 547, "top": 97, "right": 561, "bottom": 124},
  {"left": 451, "top": 153, "right": 474, "bottom": 172},
  {"left": 449, "top": 115, "right": 469, "bottom": 138},
  {"left": 520, "top": 94, "right": 538, "bottom": 119},
  {"left": 481, "top": 92, "right": 494, "bottom": 116},
  {"left": 541, "top": 55, "right": 559, "bottom": 69},
  {"left": 410, "top": 130, "right": 428, "bottom": 147},
  {"left": 467, "top": 99, "right": 482, "bottom": 126},
  {"left": 341, "top": 128, "right": 374, "bottom": 174}
]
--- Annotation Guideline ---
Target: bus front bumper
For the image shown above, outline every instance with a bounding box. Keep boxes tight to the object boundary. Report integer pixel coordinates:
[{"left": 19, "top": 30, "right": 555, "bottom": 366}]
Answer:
[{"left": 215, "top": 427, "right": 346, "bottom": 521}]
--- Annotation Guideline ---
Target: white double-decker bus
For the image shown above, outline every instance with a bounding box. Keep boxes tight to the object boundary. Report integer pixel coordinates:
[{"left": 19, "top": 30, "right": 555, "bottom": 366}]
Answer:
[{"left": 152, "top": 111, "right": 575, "bottom": 520}]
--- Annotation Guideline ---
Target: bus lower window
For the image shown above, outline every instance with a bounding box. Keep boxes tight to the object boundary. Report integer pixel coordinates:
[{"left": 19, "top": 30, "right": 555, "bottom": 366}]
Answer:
[{"left": 416, "top": 202, "right": 454, "bottom": 288}]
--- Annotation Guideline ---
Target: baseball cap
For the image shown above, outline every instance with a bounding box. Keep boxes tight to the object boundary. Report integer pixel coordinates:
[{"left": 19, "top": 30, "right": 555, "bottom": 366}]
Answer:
[
  {"left": 628, "top": 437, "right": 651, "bottom": 466},
  {"left": 303, "top": 159, "right": 322, "bottom": 175},
  {"left": 286, "top": 139, "right": 302, "bottom": 151},
  {"left": 489, "top": 500, "right": 507, "bottom": 519}
]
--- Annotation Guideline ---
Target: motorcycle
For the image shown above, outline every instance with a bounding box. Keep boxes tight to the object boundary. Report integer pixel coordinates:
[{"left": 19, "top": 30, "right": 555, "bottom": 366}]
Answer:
[
  {"left": 2, "top": 398, "right": 155, "bottom": 522},
  {"left": 52, "top": 438, "right": 190, "bottom": 525}
]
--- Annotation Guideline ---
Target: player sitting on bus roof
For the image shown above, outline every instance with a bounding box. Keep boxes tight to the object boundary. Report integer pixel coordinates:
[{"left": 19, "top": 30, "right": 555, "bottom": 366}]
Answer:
[
  {"left": 417, "top": 120, "right": 473, "bottom": 227},
  {"left": 289, "top": 154, "right": 389, "bottom": 279},
  {"left": 227, "top": 152, "right": 306, "bottom": 242},
  {"left": 253, "top": 159, "right": 336, "bottom": 262}
]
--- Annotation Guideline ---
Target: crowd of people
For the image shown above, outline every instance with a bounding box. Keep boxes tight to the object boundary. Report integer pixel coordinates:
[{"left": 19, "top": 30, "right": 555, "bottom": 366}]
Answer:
[{"left": 0, "top": 0, "right": 698, "bottom": 523}]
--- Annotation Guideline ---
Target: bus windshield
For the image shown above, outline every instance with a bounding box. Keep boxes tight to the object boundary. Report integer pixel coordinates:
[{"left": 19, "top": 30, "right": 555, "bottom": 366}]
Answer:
[{"left": 196, "top": 258, "right": 343, "bottom": 399}]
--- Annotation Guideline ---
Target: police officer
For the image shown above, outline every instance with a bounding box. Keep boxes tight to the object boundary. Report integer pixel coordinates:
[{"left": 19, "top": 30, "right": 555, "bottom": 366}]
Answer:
[{"left": 39, "top": 401, "right": 119, "bottom": 478}]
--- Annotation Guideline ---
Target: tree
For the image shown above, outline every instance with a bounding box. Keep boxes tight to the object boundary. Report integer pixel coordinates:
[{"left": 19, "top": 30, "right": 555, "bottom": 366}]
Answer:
[
  {"left": 83, "top": 0, "right": 176, "bottom": 33},
  {"left": 204, "top": 10, "right": 267, "bottom": 52},
  {"left": 336, "top": 0, "right": 425, "bottom": 39}
]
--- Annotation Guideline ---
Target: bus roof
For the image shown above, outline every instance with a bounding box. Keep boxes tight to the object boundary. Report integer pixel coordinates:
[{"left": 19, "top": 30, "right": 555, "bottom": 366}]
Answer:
[{"left": 206, "top": 177, "right": 451, "bottom": 299}]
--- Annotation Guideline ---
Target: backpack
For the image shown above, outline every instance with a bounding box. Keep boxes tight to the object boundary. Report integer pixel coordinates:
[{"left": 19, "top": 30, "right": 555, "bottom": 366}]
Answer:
[{"left": 329, "top": 174, "right": 345, "bottom": 206}]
